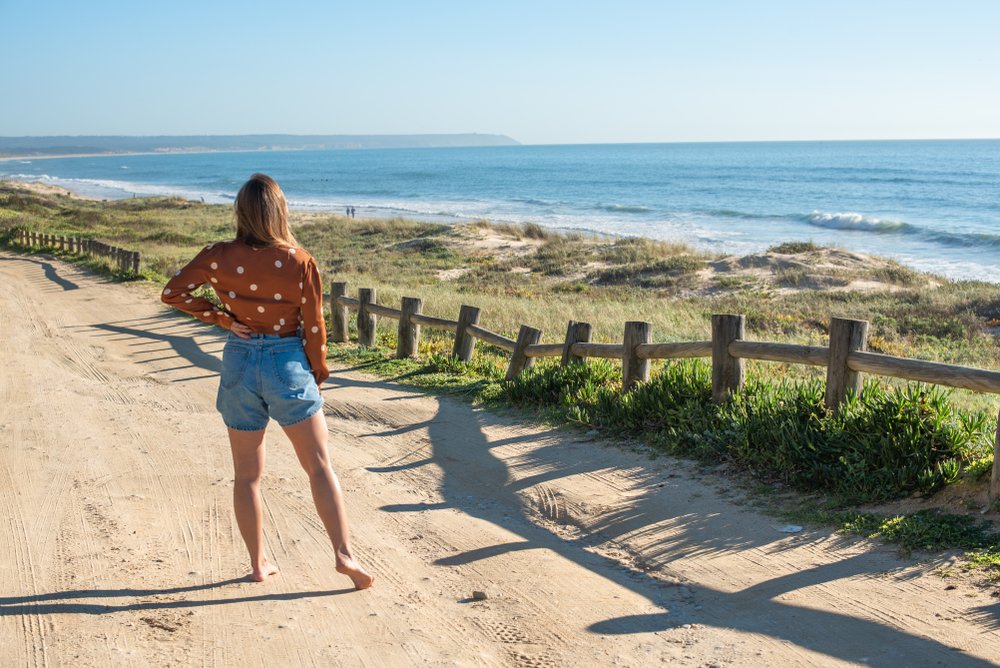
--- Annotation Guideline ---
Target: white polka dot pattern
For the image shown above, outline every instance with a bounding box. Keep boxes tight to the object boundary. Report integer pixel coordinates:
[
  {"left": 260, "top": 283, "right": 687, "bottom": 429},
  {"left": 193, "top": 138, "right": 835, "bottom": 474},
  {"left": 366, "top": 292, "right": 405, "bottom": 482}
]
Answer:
[{"left": 160, "top": 240, "right": 329, "bottom": 385}]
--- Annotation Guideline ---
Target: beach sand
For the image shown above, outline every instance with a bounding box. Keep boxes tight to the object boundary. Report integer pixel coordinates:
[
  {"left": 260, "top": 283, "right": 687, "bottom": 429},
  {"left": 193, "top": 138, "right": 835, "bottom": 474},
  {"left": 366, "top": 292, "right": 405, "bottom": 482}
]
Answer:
[{"left": 1, "top": 249, "right": 998, "bottom": 666}]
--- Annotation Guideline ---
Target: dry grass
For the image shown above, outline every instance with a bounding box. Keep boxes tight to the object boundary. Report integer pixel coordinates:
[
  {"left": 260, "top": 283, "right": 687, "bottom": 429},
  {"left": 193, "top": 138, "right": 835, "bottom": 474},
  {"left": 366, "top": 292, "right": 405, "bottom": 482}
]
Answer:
[{"left": 2, "top": 180, "right": 999, "bottom": 413}]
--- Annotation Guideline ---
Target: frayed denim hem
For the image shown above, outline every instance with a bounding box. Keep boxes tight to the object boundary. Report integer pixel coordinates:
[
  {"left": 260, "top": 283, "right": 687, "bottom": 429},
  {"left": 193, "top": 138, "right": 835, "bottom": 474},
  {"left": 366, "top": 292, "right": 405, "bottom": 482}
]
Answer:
[
  {"left": 275, "top": 404, "right": 324, "bottom": 428},
  {"left": 223, "top": 421, "right": 268, "bottom": 432}
]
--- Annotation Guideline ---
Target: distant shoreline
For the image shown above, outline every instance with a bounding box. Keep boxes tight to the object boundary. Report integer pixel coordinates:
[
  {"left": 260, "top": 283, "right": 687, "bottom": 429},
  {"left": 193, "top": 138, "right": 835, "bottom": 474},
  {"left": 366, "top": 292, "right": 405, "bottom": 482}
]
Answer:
[
  {"left": 0, "top": 133, "right": 521, "bottom": 161},
  {"left": 0, "top": 147, "right": 313, "bottom": 162}
]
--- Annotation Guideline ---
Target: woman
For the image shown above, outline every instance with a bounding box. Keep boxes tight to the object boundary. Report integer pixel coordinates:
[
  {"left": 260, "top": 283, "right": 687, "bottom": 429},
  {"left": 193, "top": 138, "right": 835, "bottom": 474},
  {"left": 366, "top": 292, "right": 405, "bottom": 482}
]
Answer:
[{"left": 161, "top": 173, "right": 373, "bottom": 589}]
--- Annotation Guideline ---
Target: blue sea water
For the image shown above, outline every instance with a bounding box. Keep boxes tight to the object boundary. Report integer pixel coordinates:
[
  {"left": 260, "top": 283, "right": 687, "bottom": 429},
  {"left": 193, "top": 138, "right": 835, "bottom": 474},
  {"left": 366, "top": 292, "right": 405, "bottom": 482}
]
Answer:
[{"left": 3, "top": 140, "right": 1000, "bottom": 281}]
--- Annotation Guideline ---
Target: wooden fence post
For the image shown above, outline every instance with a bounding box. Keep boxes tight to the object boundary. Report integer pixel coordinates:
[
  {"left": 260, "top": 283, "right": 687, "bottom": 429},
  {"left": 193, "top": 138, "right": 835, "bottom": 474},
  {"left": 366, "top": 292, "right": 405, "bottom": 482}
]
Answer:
[
  {"left": 132, "top": 251, "right": 140, "bottom": 275},
  {"left": 561, "top": 320, "right": 592, "bottom": 366},
  {"left": 329, "top": 281, "right": 350, "bottom": 343},
  {"left": 623, "top": 321, "right": 652, "bottom": 391},
  {"left": 397, "top": 297, "right": 423, "bottom": 358},
  {"left": 712, "top": 314, "right": 745, "bottom": 403},
  {"left": 452, "top": 305, "right": 481, "bottom": 361},
  {"left": 825, "top": 317, "right": 869, "bottom": 411},
  {"left": 990, "top": 408, "right": 1000, "bottom": 503},
  {"left": 357, "top": 287, "right": 377, "bottom": 347},
  {"left": 505, "top": 325, "right": 543, "bottom": 381}
]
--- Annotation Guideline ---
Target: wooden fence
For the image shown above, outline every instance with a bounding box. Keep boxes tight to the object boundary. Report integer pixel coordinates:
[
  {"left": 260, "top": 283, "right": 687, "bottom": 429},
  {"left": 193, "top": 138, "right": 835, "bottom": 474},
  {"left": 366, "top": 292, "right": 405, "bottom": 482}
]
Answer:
[
  {"left": 328, "top": 281, "right": 1000, "bottom": 500},
  {"left": 13, "top": 228, "right": 141, "bottom": 276}
]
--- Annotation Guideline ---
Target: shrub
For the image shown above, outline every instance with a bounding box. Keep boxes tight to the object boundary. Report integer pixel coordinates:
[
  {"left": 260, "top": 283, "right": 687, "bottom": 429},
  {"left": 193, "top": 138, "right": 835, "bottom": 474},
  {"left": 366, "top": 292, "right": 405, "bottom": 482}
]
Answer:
[
  {"left": 769, "top": 241, "right": 820, "bottom": 254},
  {"left": 501, "top": 361, "right": 994, "bottom": 502}
]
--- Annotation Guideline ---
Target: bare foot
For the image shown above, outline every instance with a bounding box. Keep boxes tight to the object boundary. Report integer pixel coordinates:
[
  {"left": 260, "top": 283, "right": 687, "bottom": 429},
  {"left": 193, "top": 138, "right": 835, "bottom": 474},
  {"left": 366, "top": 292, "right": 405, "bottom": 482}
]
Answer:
[
  {"left": 250, "top": 560, "right": 279, "bottom": 582},
  {"left": 336, "top": 560, "right": 374, "bottom": 590}
]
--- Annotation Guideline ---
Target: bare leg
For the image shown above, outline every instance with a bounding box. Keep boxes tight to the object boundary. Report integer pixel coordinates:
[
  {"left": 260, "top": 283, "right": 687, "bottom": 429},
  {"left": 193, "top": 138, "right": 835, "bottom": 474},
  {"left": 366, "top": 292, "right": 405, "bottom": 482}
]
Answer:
[
  {"left": 282, "top": 412, "right": 373, "bottom": 590},
  {"left": 228, "top": 427, "right": 278, "bottom": 582}
]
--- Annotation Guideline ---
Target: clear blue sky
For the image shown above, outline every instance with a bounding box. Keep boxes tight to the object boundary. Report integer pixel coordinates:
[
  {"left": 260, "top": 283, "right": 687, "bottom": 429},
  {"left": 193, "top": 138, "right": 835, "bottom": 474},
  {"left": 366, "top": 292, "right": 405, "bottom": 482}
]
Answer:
[{"left": 2, "top": 0, "right": 998, "bottom": 144}]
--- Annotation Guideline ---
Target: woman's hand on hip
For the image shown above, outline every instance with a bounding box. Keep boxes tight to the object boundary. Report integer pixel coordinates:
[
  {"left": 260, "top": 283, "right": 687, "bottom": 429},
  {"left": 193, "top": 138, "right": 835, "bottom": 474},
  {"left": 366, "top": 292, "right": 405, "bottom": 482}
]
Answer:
[{"left": 230, "top": 321, "right": 253, "bottom": 339}]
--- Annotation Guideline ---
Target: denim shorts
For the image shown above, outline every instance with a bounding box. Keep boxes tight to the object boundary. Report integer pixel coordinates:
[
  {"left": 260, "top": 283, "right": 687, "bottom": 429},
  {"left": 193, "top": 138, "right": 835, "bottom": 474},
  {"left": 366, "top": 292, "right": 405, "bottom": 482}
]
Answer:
[{"left": 216, "top": 332, "right": 325, "bottom": 431}]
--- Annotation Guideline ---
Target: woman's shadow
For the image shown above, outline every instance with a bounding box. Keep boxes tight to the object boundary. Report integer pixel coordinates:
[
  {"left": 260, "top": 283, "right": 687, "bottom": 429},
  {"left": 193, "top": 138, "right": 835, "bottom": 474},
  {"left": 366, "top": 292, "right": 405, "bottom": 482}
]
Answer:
[{"left": 0, "top": 578, "right": 354, "bottom": 616}]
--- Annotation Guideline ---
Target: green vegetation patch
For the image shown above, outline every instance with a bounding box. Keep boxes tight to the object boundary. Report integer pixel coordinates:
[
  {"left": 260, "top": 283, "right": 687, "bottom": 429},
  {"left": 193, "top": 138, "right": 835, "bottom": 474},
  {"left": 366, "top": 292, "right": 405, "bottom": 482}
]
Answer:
[
  {"left": 502, "top": 361, "right": 994, "bottom": 503},
  {"left": 787, "top": 507, "right": 999, "bottom": 555}
]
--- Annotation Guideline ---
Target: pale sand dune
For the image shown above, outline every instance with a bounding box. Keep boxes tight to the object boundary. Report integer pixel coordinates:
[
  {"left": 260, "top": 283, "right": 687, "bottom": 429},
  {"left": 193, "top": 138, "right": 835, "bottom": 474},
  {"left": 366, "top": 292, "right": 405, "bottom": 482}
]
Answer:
[{"left": 1, "top": 248, "right": 998, "bottom": 666}]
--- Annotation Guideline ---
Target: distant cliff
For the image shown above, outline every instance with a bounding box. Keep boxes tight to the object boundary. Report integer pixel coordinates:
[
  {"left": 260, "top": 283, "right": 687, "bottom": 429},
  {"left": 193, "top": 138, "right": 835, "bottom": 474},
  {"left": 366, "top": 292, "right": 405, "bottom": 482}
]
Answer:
[{"left": 0, "top": 133, "right": 520, "bottom": 157}]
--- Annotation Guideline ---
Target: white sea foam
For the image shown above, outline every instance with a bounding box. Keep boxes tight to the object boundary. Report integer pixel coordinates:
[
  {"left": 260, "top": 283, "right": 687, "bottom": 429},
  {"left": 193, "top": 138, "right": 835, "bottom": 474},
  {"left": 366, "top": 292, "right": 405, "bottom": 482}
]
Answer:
[{"left": 806, "top": 211, "right": 906, "bottom": 232}]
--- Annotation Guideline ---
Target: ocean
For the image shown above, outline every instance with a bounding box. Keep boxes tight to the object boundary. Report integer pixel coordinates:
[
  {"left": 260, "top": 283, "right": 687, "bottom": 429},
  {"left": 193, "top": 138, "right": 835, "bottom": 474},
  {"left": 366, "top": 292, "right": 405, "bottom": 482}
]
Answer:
[{"left": 3, "top": 140, "right": 999, "bottom": 282}]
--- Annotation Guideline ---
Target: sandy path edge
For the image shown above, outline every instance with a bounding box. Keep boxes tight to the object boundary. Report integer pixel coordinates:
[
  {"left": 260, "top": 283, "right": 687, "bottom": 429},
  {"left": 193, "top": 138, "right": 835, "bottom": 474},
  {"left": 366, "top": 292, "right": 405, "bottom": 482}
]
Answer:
[{"left": 1, "top": 247, "right": 998, "bottom": 667}]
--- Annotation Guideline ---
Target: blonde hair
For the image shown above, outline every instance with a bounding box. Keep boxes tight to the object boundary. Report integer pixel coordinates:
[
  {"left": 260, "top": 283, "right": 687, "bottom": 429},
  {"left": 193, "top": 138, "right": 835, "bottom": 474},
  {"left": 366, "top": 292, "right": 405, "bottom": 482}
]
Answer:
[{"left": 234, "top": 173, "right": 297, "bottom": 248}]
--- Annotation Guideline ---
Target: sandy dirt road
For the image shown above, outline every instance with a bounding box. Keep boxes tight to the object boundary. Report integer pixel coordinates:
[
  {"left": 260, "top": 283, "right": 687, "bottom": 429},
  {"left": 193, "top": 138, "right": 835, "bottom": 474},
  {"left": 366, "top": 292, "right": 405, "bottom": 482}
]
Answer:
[{"left": 1, "top": 248, "right": 999, "bottom": 667}]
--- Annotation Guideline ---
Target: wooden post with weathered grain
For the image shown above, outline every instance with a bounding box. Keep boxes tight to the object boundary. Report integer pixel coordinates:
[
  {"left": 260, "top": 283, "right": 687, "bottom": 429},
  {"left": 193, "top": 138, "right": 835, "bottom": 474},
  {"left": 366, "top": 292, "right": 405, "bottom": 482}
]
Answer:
[
  {"left": 329, "top": 281, "right": 349, "bottom": 343},
  {"left": 506, "top": 325, "right": 543, "bottom": 381},
  {"left": 452, "top": 305, "right": 481, "bottom": 361},
  {"left": 561, "top": 320, "right": 592, "bottom": 366},
  {"left": 623, "top": 321, "right": 652, "bottom": 391},
  {"left": 397, "top": 297, "right": 423, "bottom": 359},
  {"left": 131, "top": 251, "right": 140, "bottom": 275},
  {"left": 712, "top": 314, "right": 745, "bottom": 403},
  {"left": 357, "top": 287, "right": 377, "bottom": 347},
  {"left": 825, "top": 317, "right": 869, "bottom": 411},
  {"left": 990, "top": 409, "right": 1000, "bottom": 503}
]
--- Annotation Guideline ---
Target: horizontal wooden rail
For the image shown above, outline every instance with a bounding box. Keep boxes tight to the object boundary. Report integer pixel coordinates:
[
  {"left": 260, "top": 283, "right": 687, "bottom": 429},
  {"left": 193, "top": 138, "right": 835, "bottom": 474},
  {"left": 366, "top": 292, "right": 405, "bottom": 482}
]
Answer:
[
  {"left": 335, "top": 295, "right": 360, "bottom": 310},
  {"left": 14, "top": 228, "right": 141, "bottom": 276},
  {"left": 467, "top": 324, "right": 516, "bottom": 352},
  {"left": 636, "top": 341, "right": 713, "bottom": 360},
  {"left": 729, "top": 341, "right": 829, "bottom": 367},
  {"left": 848, "top": 351, "right": 1000, "bottom": 395},
  {"left": 524, "top": 343, "right": 564, "bottom": 358},
  {"left": 410, "top": 313, "right": 459, "bottom": 332},
  {"left": 571, "top": 342, "right": 625, "bottom": 358},
  {"left": 366, "top": 303, "right": 402, "bottom": 319}
]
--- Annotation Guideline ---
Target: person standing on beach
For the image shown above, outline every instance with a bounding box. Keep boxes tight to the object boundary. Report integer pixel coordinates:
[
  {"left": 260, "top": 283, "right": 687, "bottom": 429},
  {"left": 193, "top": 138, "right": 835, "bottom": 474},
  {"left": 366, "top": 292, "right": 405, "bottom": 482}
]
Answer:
[{"left": 161, "top": 173, "right": 373, "bottom": 589}]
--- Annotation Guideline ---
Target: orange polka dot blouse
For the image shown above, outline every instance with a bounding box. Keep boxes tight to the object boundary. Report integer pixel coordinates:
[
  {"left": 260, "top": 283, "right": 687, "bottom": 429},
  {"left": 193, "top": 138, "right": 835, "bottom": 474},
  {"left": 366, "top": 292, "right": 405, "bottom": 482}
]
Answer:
[{"left": 161, "top": 239, "right": 330, "bottom": 384}]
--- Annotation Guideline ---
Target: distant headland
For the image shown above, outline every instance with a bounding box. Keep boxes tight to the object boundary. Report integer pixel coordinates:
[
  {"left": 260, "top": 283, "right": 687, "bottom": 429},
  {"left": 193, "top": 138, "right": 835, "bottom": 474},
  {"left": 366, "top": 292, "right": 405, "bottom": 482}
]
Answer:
[{"left": 0, "top": 133, "right": 521, "bottom": 159}]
